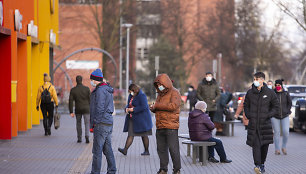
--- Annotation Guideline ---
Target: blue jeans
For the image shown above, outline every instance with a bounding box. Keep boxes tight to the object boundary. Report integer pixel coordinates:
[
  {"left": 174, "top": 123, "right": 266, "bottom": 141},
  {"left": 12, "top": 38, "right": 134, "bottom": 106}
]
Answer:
[
  {"left": 91, "top": 123, "right": 116, "bottom": 174},
  {"left": 271, "top": 117, "right": 289, "bottom": 151},
  {"left": 207, "top": 137, "right": 227, "bottom": 161}
]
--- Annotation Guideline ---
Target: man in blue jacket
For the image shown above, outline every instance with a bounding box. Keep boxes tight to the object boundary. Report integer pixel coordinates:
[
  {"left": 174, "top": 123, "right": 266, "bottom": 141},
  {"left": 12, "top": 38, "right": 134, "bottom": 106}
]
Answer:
[{"left": 89, "top": 69, "right": 116, "bottom": 174}]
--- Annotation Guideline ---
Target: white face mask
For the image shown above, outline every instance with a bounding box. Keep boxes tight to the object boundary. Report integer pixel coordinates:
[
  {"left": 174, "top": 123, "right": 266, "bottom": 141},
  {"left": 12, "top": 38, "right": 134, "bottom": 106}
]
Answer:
[
  {"left": 158, "top": 85, "right": 165, "bottom": 91},
  {"left": 90, "top": 81, "right": 96, "bottom": 87},
  {"left": 253, "top": 80, "right": 260, "bottom": 87},
  {"left": 130, "top": 92, "right": 134, "bottom": 96},
  {"left": 206, "top": 76, "right": 212, "bottom": 81},
  {"left": 267, "top": 85, "right": 272, "bottom": 89},
  {"left": 188, "top": 88, "right": 193, "bottom": 92}
]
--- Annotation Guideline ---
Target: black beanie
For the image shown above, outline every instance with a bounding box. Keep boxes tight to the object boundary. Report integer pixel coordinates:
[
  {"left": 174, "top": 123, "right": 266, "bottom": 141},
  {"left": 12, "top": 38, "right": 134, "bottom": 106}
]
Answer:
[{"left": 275, "top": 79, "right": 284, "bottom": 86}]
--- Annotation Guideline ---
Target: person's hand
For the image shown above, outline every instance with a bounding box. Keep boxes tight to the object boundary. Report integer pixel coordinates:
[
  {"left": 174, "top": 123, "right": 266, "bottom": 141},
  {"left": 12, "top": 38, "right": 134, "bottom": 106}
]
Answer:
[
  {"left": 149, "top": 103, "right": 155, "bottom": 111},
  {"left": 125, "top": 108, "right": 129, "bottom": 114},
  {"left": 36, "top": 106, "right": 39, "bottom": 111},
  {"left": 234, "top": 114, "right": 239, "bottom": 119},
  {"left": 70, "top": 113, "right": 75, "bottom": 118},
  {"left": 212, "top": 100, "right": 216, "bottom": 103},
  {"left": 128, "top": 108, "right": 134, "bottom": 112}
]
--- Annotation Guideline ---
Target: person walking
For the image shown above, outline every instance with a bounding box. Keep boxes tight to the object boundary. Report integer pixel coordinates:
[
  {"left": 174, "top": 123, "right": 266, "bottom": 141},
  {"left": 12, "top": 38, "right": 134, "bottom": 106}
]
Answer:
[
  {"left": 69, "top": 75, "right": 91, "bottom": 143},
  {"left": 150, "top": 74, "right": 181, "bottom": 174},
  {"left": 197, "top": 72, "right": 220, "bottom": 122},
  {"left": 187, "top": 85, "right": 197, "bottom": 112},
  {"left": 36, "top": 73, "right": 58, "bottom": 136},
  {"left": 118, "top": 84, "right": 153, "bottom": 156},
  {"left": 89, "top": 69, "right": 116, "bottom": 174},
  {"left": 244, "top": 72, "right": 279, "bottom": 174},
  {"left": 271, "top": 79, "right": 292, "bottom": 155},
  {"left": 188, "top": 101, "right": 232, "bottom": 163},
  {"left": 267, "top": 80, "right": 273, "bottom": 89}
]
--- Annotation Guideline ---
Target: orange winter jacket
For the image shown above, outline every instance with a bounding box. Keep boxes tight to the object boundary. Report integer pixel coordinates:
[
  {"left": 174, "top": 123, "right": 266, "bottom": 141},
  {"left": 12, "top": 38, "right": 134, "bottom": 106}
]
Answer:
[{"left": 151, "top": 74, "right": 181, "bottom": 129}]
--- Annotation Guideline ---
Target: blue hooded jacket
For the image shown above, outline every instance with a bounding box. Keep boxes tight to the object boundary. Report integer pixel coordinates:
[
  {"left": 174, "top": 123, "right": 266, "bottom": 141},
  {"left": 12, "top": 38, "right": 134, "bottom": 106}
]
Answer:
[{"left": 90, "top": 83, "right": 114, "bottom": 127}]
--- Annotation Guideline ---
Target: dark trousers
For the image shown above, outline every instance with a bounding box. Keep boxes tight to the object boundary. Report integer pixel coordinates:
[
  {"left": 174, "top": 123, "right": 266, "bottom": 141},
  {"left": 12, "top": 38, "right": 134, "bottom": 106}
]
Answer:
[
  {"left": 156, "top": 129, "right": 181, "bottom": 171},
  {"left": 207, "top": 137, "right": 227, "bottom": 161},
  {"left": 40, "top": 102, "right": 54, "bottom": 131},
  {"left": 206, "top": 111, "right": 216, "bottom": 122},
  {"left": 189, "top": 102, "right": 196, "bottom": 112},
  {"left": 252, "top": 133, "right": 269, "bottom": 165}
]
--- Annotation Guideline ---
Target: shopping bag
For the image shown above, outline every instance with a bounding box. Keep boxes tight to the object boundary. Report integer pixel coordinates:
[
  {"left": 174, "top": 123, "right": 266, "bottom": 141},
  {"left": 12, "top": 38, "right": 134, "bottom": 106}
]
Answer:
[{"left": 54, "top": 108, "right": 61, "bottom": 129}]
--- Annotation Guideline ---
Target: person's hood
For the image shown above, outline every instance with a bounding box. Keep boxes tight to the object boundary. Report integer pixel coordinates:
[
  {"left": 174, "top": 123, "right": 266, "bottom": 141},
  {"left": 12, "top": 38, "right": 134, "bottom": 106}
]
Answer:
[
  {"left": 96, "top": 82, "right": 114, "bottom": 94},
  {"left": 189, "top": 109, "right": 204, "bottom": 118},
  {"left": 202, "top": 77, "right": 217, "bottom": 85},
  {"left": 251, "top": 82, "right": 267, "bottom": 94},
  {"left": 154, "top": 74, "right": 173, "bottom": 93}
]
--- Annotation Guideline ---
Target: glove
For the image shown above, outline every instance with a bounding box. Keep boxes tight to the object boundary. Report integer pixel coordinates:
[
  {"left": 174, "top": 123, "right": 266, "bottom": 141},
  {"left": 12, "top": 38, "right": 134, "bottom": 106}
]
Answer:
[
  {"left": 90, "top": 124, "right": 95, "bottom": 133},
  {"left": 36, "top": 106, "right": 39, "bottom": 111}
]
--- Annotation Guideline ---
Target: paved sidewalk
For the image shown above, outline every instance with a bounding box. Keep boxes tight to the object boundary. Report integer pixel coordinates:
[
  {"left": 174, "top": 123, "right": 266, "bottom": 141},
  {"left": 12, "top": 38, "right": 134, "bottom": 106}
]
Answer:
[{"left": 1, "top": 107, "right": 306, "bottom": 174}]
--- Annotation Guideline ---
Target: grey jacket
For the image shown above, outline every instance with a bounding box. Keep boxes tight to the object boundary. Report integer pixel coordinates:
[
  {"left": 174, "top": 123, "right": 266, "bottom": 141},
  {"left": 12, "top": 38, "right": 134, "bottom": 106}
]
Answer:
[{"left": 90, "top": 83, "right": 114, "bottom": 128}]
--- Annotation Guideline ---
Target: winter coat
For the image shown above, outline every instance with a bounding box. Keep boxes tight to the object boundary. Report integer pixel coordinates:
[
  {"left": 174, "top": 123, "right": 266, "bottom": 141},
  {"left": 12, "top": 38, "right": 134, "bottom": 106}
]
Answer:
[
  {"left": 36, "top": 82, "right": 59, "bottom": 106},
  {"left": 214, "top": 92, "right": 232, "bottom": 122},
  {"left": 90, "top": 83, "right": 114, "bottom": 128},
  {"left": 197, "top": 78, "right": 220, "bottom": 111},
  {"left": 273, "top": 90, "right": 292, "bottom": 119},
  {"left": 235, "top": 96, "right": 249, "bottom": 126},
  {"left": 187, "top": 90, "right": 197, "bottom": 105},
  {"left": 69, "top": 82, "right": 91, "bottom": 114},
  {"left": 123, "top": 90, "right": 153, "bottom": 133},
  {"left": 244, "top": 83, "right": 280, "bottom": 147},
  {"left": 188, "top": 109, "right": 215, "bottom": 141},
  {"left": 151, "top": 74, "right": 181, "bottom": 130}
]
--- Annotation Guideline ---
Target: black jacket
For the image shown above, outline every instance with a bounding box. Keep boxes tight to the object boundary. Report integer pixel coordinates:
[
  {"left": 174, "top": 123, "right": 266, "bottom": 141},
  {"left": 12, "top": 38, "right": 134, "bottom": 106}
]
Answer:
[
  {"left": 244, "top": 83, "right": 280, "bottom": 147},
  {"left": 273, "top": 90, "right": 292, "bottom": 119},
  {"left": 69, "top": 83, "right": 91, "bottom": 114},
  {"left": 197, "top": 78, "right": 220, "bottom": 111},
  {"left": 187, "top": 90, "right": 197, "bottom": 105}
]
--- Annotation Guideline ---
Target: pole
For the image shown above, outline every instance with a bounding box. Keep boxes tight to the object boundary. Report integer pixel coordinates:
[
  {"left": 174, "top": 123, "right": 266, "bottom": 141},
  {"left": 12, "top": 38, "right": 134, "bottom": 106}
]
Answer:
[
  {"left": 217, "top": 53, "right": 222, "bottom": 84},
  {"left": 126, "top": 27, "right": 131, "bottom": 100},
  {"left": 119, "top": 0, "right": 123, "bottom": 90},
  {"left": 155, "top": 56, "right": 159, "bottom": 99}
]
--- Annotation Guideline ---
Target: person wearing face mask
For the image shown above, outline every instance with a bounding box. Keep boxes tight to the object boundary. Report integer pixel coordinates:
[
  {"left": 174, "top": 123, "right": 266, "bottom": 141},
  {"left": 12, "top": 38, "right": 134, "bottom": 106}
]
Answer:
[
  {"left": 271, "top": 79, "right": 292, "bottom": 156},
  {"left": 187, "top": 85, "right": 197, "bottom": 112},
  {"left": 89, "top": 69, "right": 116, "bottom": 174},
  {"left": 267, "top": 80, "right": 273, "bottom": 90},
  {"left": 150, "top": 74, "right": 182, "bottom": 174},
  {"left": 188, "top": 101, "right": 232, "bottom": 163},
  {"left": 244, "top": 72, "right": 280, "bottom": 174},
  {"left": 197, "top": 72, "right": 221, "bottom": 133},
  {"left": 118, "top": 84, "right": 153, "bottom": 156}
]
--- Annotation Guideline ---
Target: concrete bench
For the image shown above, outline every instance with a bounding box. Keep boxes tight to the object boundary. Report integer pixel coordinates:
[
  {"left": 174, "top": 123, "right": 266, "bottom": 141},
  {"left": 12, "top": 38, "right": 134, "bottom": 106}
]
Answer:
[
  {"left": 218, "top": 120, "right": 241, "bottom": 136},
  {"left": 178, "top": 134, "right": 191, "bottom": 156},
  {"left": 182, "top": 140, "right": 216, "bottom": 166}
]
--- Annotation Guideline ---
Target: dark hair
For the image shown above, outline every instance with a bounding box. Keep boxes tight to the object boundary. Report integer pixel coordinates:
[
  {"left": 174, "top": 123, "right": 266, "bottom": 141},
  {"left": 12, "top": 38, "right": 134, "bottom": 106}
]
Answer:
[
  {"left": 128, "top": 84, "right": 140, "bottom": 94},
  {"left": 267, "top": 80, "right": 273, "bottom": 83},
  {"left": 76, "top": 75, "right": 82, "bottom": 82},
  {"left": 189, "top": 85, "right": 194, "bottom": 89},
  {"left": 206, "top": 72, "right": 213, "bottom": 75},
  {"left": 254, "top": 72, "right": 265, "bottom": 79}
]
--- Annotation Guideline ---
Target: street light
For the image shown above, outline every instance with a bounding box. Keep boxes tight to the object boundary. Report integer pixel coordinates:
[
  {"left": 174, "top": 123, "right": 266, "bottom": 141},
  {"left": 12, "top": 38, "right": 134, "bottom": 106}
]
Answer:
[
  {"left": 217, "top": 53, "right": 222, "bottom": 84},
  {"left": 122, "top": 23, "right": 133, "bottom": 100}
]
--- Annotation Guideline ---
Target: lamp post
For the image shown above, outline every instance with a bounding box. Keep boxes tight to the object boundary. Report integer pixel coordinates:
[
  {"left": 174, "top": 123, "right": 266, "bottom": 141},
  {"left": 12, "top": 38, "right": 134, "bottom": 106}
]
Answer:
[
  {"left": 217, "top": 53, "right": 222, "bottom": 84},
  {"left": 122, "top": 23, "right": 133, "bottom": 100},
  {"left": 119, "top": 0, "right": 123, "bottom": 91}
]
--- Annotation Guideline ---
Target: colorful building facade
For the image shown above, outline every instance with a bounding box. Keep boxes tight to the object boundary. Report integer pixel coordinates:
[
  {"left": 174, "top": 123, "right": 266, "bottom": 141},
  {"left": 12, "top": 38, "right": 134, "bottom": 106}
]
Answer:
[{"left": 0, "top": 0, "right": 59, "bottom": 140}]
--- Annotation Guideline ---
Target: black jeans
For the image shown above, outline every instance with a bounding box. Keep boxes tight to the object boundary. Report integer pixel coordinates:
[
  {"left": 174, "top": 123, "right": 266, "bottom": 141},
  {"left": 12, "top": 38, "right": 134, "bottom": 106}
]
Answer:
[
  {"left": 252, "top": 133, "right": 269, "bottom": 165},
  {"left": 156, "top": 129, "right": 181, "bottom": 171},
  {"left": 206, "top": 111, "right": 216, "bottom": 122},
  {"left": 40, "top": 102, "right": 54, "bottom": 131},
  {"left": 207, "top": 137, "right": 227, "bottom": 161}
]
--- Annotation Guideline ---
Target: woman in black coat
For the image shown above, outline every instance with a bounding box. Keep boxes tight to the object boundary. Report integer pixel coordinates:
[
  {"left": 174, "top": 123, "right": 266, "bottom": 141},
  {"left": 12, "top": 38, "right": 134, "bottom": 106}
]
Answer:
[{"left": 118, "top": 84, "right": 153, "bottom": 156}]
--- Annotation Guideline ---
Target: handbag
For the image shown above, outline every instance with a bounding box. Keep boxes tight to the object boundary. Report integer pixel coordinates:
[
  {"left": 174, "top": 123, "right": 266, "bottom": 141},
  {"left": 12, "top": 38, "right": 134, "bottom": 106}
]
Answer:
[{"left": 54, "top": 108, "right": 61, "bottom": 129}]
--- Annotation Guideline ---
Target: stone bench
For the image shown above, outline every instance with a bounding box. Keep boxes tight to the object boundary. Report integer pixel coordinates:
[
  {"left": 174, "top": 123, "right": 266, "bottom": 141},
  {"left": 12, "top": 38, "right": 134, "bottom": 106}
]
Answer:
[
  {"left": 218, "top": 120, "right": 241, "bottom": 136},
  {"left": 178, "top": 134, "right": 191, "bottom": 156},
  {"left": 182, "top": 140, "right": 216, "bottom": 166}
]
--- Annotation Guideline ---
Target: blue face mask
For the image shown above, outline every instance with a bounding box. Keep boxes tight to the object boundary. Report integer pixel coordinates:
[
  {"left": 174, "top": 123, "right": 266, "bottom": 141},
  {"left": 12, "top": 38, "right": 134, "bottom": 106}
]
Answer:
[
  {"left": 253, "top": 81, "right": 260, "bottom": 87},
  {"left": 158, "top": 85, "right": 165, "bottom": 91},
  {"left": 267, "top": 85, "right": 272, "bottom": 89}
]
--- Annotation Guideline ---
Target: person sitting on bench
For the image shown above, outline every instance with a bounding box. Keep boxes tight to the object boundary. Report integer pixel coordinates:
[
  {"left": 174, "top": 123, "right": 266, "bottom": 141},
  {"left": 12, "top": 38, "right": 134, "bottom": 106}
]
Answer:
[{"left": 188, "top": 101, "right": 232, "bottom": 163}]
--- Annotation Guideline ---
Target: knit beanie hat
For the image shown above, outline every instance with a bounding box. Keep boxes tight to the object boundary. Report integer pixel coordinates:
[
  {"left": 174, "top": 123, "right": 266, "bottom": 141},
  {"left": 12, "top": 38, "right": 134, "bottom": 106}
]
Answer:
[
  {"left": 44, "top": 73, "right": 51, "bottom": 82},
  {"left": 275, "top": 79, "right": 284, "bottom": 86},
  {"left": 90, "top": 69, "right": 103, "bottom": 82},
  {"left": 195, "top": 101, "right": 207, "bottom": 110}
]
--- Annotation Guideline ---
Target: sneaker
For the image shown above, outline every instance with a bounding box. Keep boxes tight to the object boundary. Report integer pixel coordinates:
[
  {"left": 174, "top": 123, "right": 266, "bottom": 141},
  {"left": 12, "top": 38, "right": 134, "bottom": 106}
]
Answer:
[
  {"left": 260, "top": 164, "right": 265, "bottom": 173},
  {"left": 208, "top": 157, "right": 219, "bottom": 163},
  {"left": 220, "top": 159, "right": 232, "bottom": 163},
  {"left": 118, "top": 148, "right": 127, "bottom": 155},
  {"left": 172, "top": 169, "right": 180, "bottom": 174},
  {"left": 157, "top": 169, "right": 167, "bottom": 174},
  {"left": 282, "top": 148, "right": 287, "bottom": 155},
  {"left": 275, "top": 150, "right": 281, "bottom": 155},
  {"left": 141, "top": 151, "right": 150, "bottom": 156},
  {"left": 254, "top": 165, "right": 262, "bottom": 174}
]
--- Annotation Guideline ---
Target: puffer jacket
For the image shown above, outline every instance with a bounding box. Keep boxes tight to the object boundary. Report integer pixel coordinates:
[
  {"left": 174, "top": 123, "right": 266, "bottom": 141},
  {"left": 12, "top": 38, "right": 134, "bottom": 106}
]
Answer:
[
  {"left": 197, "top": 78, "right": 220, "bottom": 111},
  {"left": 244, "top": 83, "right": 280, "bottom": 147},
  {"left": 273, "top": 90, "right": 292, "bottom": 119},
  {"left": 151, "top": 74, "right": 181, "bottom": 129},
  {"left": 36, "top": 82, "right": 59, "bottom": 106},
  {"left": 90, "top": 82, "right": 114, "bottom": 128},
  {"left": 188, "top": 109, "right": 215, "bottom": 141}
]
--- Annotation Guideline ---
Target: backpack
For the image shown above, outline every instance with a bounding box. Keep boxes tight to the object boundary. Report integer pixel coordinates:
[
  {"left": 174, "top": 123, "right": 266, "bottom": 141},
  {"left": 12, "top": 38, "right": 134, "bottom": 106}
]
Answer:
[{"left": 41, "top": 85, "right": 52, "bottom": 104}]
